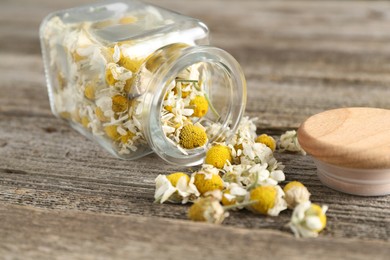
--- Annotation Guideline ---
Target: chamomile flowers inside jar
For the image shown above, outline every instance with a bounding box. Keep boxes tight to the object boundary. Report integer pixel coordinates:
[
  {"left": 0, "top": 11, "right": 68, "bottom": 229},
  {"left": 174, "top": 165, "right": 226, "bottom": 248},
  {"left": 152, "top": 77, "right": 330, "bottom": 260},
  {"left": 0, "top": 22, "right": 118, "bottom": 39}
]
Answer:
[{"left": 40, "top": 0, "right": 246, "bottom": 166}]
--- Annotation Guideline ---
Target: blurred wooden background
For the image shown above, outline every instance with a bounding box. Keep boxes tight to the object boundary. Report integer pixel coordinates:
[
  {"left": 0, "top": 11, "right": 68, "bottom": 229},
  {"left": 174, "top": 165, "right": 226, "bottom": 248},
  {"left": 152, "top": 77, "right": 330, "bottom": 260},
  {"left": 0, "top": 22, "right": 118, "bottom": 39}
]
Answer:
[{"left": 0, "top": 0, "right": 389, "bottom": 259}]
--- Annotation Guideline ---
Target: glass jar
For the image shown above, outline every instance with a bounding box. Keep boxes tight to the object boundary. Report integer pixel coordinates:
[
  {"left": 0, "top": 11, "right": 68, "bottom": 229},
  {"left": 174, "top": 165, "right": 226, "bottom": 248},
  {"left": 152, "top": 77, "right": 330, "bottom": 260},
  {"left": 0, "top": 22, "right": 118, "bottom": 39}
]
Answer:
[{"left": 40, "top": 0, "right": 246, "bottom": 166}]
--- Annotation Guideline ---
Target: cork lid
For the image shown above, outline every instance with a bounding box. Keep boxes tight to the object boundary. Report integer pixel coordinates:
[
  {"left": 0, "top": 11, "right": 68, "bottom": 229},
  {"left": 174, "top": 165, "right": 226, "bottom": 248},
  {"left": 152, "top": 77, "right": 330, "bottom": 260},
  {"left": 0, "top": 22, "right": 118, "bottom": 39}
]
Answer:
[{"left": 298, "top": 107, "right": 390, "bottom": 169}]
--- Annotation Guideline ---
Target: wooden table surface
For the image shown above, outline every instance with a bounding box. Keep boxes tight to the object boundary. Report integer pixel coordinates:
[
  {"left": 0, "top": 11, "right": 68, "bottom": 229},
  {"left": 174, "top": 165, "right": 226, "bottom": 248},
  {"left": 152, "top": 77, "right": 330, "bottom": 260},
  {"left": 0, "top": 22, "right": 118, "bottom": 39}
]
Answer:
[{"left": 1, "top": 0, "right": 390, "bottom": 259}]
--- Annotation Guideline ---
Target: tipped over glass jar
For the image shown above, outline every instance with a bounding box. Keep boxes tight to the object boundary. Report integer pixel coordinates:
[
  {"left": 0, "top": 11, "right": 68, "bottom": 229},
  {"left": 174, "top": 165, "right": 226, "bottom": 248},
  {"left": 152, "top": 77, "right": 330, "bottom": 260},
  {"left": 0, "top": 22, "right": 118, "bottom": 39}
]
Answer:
[{"left": 40, "top": 0, "right": 247, "bottom": 166}]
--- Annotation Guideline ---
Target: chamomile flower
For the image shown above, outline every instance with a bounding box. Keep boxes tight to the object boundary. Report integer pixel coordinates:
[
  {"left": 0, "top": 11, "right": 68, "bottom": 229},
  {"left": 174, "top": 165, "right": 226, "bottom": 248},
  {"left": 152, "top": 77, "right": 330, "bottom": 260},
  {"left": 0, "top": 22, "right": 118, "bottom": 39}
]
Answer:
[
  {"left": 188, "top": 197, "right": 227, "bottom": 224},
  {"left": 190, "top": 95, "right": 208, "bottom": 117},
  {"left": 154, "top": 172, "right": 199, "bottom": 204},
  {"left": 179, "top": 124, "right": 208, "bottom": 149},
  {"left": 105, "top": 62, "right": 132, "bottom": 89},
  {"left": 227, "top": 116, "right": 257, "bottom": 149},
  {"left": 283, "top": 181, "right": 311, "bottom": 209},
  {"left": 240, "top": 142, "right": 273, "bottom": 165},
  {"left": 84, "top": 83, "right": 95, "bottom": 100},
  {"left": 247, "top": 185, "right": 287, "bottom": 216},
  {"left": 193, "top": 167, "right": 224, "bottom": 195},
  {"left": 221, "top": 183, "right": 247, "bottom": 207},
  {"left": 111, "top": 95, "right": 129, "bottom": 113},
  {"left": 95, "top": 107, "right": 109, "bottom": 122},
  {"left": 279, "top": 130, "right": 306, "bottom": 155},
  {"left": 222, "top": 162, "right": 249, "bottom": 185},
  {"left": 205, "top": 144, "right": 232, "bottom": 169},
  {"left": 104, "top": 125, "right": 120, "bottom": 140},
  {"left": 289, "top": 201, "right": 328, "bottom": 238},
  {"left": 255, "top": 134, "right": 276, "bottom": 152},
  {"left": 203, "top": 122, "right": 228, "bottom": 143},
  {"left": 246, "top": 163, "right": 285, "bottom": 187}
]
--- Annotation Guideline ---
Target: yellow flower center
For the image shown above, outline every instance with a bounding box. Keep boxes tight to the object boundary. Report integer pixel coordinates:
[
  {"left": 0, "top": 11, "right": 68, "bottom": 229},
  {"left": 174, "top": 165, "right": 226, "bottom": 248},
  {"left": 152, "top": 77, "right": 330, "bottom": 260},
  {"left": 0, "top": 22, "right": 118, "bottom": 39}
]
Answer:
[
  {"left": 112, "top": 95, "right": 129, "bottom": 113},
  {"left": 179, "top": 124, "right": 207, "bottom": 149},
  {"left": 166, "top": 172, "right": 190, "bottom": 187},
  {"left": 81, "top": 116, "right": 90, "bottom": 128},
  {"left": 188, "top": 198, "right": 209, "bottom": 222},
  {"left": 205, "top": 145, "right": 232, "bottom": 169},
  {"left": 84, "top": 84, "right": 95, "bottom": 100},
  {"left": 190, "top": 95, "right": 208, "bottom": 118},
  {"left": 221, "top": 190, "right": 236, "bottom": 206},
  {"left": 105, "top": 67, "right": 116, "bottom": 86},
  {"left": 194, "top": 173, "right": 224, "bottom": 195},
  {"left": 164, "top": 105, "right": 173, "bottom": 113},
  {"left": 120, "top": 131, "right": 135, "bottom": 144},
  {"left": 249, "top": 186, "right": 277, "bottom": 215},
  {"left": 104, "top": 125, "right": 120, "bottom": 140},
  {"left": 306, "top": 204, "right": 327, "bottom": 232},
  {"left": 118, "top": 56, "right": 143, "bottom": 73},
  {"left": 188, "top": 197, "right": 225, "bottom": 224},
  {"left": 283, "top": 181, "right": 305, "bottom": 193},
  {"left": 95, "top": 107, "right": 109, "bottom": 122},
  {"left": 255, "top": 134, "right": 276, "bottom": 152}
]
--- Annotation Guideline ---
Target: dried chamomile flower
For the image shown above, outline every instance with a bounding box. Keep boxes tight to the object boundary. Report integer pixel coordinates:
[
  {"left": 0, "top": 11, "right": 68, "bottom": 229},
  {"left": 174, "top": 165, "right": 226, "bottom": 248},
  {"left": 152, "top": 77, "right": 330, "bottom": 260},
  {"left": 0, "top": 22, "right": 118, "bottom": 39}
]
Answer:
[
  {"left": 81, "top": 116, "right": 90, "bottom": 128},
  {"left": 193, "top": 169, "right": 224, "bottom": 195},
  {"left": 227, "top": 116, "right": 257, "bottom": 149},
  {"left": 222, "top": 163, "right": 251, "bottom": 185},
  {"left": 105, "top": 62, "right": 132, "bottom": 88},
  {"left": 179, "top": 124, "right": 208, "bottom": 149},
  {"left": 167, "top": 172, "right": 190, "bottom": 186},
  {"left": 95, "top": 107, "right": 109, "bottom": 122},
  {"left": 84, "top": 84, "right": 95, "bottom": 100},
  {"left": 104, "top": 125, "right": 120, "bottom": 140},
  {"left": 118, "top": 56, "right": 143, "bottom": 73},
  {"left": 240, "top": 142, "right": 273, "bottom": 166},
  {"left": 289, "top": 201, "right": 328, "bottom": 238},
  {"left": 190, "top": 95, "right": 208, "bottom": 117},
  {"left": 279, "top": 130, "right": 306, "bottom": 155},
  {"left": 248, "top": 163, "right": 285, "bottom": 187},
  {"left": 154, "top": 172, "right": 199, "bottom": 204},
  {"left": 247, "top": 185, "right": 287, "bottom": 216},
  {"left": 112, "top": 95, "right": 129, "bottom": 113},
  {"left": 205, "top": 144, "right": 232, "bottom": 169},
  {"left": 255, "top": 134, "right": 276, "bottom": 152},
  {"left": 120, "top": 130, "right": 135, "bottom": 144},
  {"left": 188, "top": 197, "right": 227, "bottom": 224},
  {"left": 283, "top": 181, "right": 311, "bottom": 209},
  {"left": 221, "top": 183, "right": 247, "bottom": 207}
]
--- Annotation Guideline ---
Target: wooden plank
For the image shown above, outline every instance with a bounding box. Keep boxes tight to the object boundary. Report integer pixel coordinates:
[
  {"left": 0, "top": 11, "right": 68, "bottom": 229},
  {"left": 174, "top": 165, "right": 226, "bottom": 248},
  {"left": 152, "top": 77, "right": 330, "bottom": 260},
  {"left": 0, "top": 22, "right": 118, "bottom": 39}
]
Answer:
[
  {"left": 0, "top": 0, "right": 389, "bottom": 257},
  {"left": 0, "top": 114, "right": 389, "bottom": 241},
  {"left": 1, "top": 203, "right": 389, "bottom": 259}
]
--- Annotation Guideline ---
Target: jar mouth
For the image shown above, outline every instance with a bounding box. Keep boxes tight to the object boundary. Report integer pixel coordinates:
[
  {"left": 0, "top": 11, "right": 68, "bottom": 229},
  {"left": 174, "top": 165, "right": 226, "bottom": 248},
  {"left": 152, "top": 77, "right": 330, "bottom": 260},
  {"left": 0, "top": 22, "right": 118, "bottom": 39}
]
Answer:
[{"left": 142, "top": 44, "right": 247, "bottom": 166}]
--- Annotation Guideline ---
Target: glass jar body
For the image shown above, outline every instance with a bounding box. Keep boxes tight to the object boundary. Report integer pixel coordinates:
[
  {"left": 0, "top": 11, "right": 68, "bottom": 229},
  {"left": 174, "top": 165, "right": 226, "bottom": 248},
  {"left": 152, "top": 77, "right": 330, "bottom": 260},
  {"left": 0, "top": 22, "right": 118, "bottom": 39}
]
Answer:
[{"left": 40, "top": 0, "right": 246, "bottom": 165}]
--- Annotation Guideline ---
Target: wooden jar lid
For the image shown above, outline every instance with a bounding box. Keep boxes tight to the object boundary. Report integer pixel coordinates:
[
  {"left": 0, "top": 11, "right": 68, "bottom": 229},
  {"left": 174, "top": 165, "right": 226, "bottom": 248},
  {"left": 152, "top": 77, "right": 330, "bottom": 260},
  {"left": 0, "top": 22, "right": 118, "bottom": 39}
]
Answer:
[
  {"left": 298, "top": 107, "right": 390, "bottom": 169},
  {"left": 298, "top": 107, "right": 390, "bottom": 196}
]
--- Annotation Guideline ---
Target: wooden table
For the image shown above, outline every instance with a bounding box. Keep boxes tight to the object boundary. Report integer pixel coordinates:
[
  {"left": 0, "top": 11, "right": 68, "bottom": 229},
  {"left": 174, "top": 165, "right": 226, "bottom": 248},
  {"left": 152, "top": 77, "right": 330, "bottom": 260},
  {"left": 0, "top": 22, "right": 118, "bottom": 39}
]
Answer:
[{"left": 1, "top": 0, "right": 389, "bottom": 258}]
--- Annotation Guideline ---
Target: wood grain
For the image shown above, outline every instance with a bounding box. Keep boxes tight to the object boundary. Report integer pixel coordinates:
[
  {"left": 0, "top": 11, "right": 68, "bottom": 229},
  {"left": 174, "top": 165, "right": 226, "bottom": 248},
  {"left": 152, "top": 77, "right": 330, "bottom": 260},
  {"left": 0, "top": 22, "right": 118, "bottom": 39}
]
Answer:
[
  {"left": 298, "top": 107, "right": 390, "bottom": 168},
  {"left": 1, "top": 203, "right": 389, "bottom": 260},
  {"left": 0, "top": 0, "right": 390, "bottom": 258}
]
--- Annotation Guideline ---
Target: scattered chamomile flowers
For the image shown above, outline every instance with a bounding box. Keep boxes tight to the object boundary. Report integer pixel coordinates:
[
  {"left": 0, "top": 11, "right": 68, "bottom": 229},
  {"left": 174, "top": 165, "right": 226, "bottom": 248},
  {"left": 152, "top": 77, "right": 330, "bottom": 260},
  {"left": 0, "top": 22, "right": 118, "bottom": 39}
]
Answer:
[
  {"left": 154, "top": 117, "right": 328, "bottom": 238},
  {"left": 279, "top": 130, "right": 306, "bottom": 155},
  {"left": 289, "top": 201, "right": 328, "bottom": 238}
]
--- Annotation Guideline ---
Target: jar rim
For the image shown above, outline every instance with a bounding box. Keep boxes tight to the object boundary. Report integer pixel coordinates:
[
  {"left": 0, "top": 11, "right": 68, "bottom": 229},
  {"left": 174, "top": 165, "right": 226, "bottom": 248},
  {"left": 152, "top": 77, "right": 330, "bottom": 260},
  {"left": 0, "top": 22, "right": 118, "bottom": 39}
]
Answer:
[{"left": 142, "top": 44, "right": 247, "bottom": 166}]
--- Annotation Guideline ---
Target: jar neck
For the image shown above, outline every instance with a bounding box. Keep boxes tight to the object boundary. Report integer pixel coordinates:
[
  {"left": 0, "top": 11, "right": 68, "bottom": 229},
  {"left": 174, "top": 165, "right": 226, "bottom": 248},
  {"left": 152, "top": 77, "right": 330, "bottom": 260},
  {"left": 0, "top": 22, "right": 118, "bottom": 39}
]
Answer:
[{"left": 134, "top": 43, "right": 247, "bottom": 166}]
